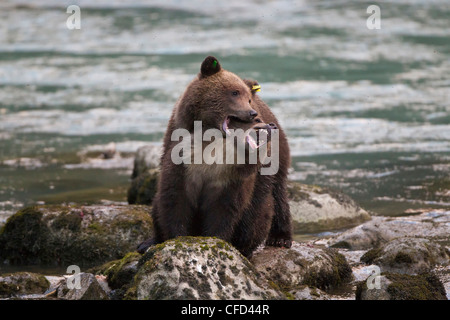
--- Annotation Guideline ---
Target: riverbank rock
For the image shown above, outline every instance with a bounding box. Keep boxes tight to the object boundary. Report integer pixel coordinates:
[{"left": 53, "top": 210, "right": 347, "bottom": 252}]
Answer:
[
  {"left": 287, "top": 182, "right": 371, "bottom": 233},
  {"left": 56, "top": 272, "right": 109, "bottom": 300},
  {"left": 0, "top": 272, "right": 49, "bottom": 298},
  {"left": 251, "top": 242, "right": 353, "bottom": 293},
  {"left": 360, "top": 237, "right": 449, "bottom": 275},
  {"left": 131, "top": 237, "right": 285, "bottom": 300},
  {"left": 127, "top": 145, "right": 161, "bottom": 205},
  {"left": 0, "top": 205, "right": 153, "bottom": 266},
  {"left": 127, "top": 168, "right": 159, "bottom": 205},
  {"left": 356, "top": 272, "right": 447, "bottom": 300},
  {"left": 328, "top": 209, "right": 450, "bottom": 250},
  {"left": 91, "top": 251, "right": 141, "bottom": 300}
]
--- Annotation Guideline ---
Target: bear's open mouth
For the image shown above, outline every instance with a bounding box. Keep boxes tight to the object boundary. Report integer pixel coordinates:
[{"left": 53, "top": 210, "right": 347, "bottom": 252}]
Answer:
[{"left": 222, "top": 116, "right": 268, "bottom": 150}]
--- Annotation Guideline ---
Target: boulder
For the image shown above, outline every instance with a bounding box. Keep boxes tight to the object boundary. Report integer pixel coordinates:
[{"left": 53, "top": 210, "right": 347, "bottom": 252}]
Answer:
[
  {"left": 356, "top": 272, "right": 447, "bottom": 300},
  {"left": 328, "top": 209, "right": 450, "bottom": 250},
  {"left": 0, "top": 272, "right": 49, "bottom": 298},
  {"left": 127, "top": 168, "right": 159, "bottom": 205},
  {"left": 130, "top": 145, "right": 162, "bottom": 179},
  {"left": 287, "top": 182, "right": 371, "bottom": 233},
  {"left": 91, "top": 251, "right": 141, "bottom": 300},
  {"left": 360, "top": 237, "right": 449, "bottom": 275},
  {"left": 56, "top": 272, "right": 109, "bottom": 300},
  {"left": 289, "top": 285, "right": 330, "bottom": 300},
  {"left": 132, "top": 236, "right": 285, "bottom": 300},
  {"left": 127, "top": 145, "right": 162, "bottom": 205},
  {"left": 0, "top": 205, "right": 153, "bottom": 266},
  {"left": 251, "top": 242, "right": 353, "bottom": 292}
]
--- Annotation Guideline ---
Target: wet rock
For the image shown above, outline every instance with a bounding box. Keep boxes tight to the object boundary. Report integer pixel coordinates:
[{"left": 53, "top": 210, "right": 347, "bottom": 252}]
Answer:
[
  {"left": 0, "top": 272, "right": 49, "bottom": 298},
  {"left": 251, "top": 242, "right": 353, "bottom": 292},
  {"left": 132, "top": 237, "right": 285, "bottom": 300},
  {"left": 56, "top": 272, "right": 109, "bottom": 300},
  {"left": 328, "top": 209, "right": 450, "bottom": 250},
  {"left": 287, "top": 182, "right": 371, "bottom": 233},
  {"left": 0, "top": 205, "right": 153, "bottom": 266},
  {"left": 360, "top": 237, "right": 449, "bottom": 275},
  {"left": 356, "top": 273, "right": 447, "bottom": 300}
]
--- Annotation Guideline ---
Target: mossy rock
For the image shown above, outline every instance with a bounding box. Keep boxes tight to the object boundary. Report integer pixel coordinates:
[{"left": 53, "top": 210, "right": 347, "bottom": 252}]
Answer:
[
  {"left": 356, "top": 272, "right": 447, "bottom": 300},
  {"left": 131, "top": 236, "right": 285, "bottom": 300},
  {"left": 90, "top": 251, "right": 141, "bottom": 300},
  {"left": 0, "top": 272, "right": 50, "bottom": 298},
  {"left": 360, "top": 237, "right": 449, "bottom": 274},
  {"left": 251, "top": 242, "right": 353, "bottom": 293},
  {"left": 127, "top": 168, "right": 159, "bottom": 205},
  {"left": 287, "top": 182, "right": 371, "bottom": 233},
  {"left": 0, "top": 205, "right": 153, "bottom": 266}
]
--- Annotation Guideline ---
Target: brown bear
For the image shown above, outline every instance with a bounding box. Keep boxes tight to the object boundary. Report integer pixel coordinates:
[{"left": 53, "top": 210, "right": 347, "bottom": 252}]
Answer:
[{"left": 137, "top": 56, "right": 292, "bottom": 257}]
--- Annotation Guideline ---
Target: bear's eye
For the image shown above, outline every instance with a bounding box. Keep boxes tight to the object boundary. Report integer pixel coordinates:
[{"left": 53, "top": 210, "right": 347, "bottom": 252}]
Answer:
[{"left": 231, "top": 90, "right": 239, "bottom": 96}]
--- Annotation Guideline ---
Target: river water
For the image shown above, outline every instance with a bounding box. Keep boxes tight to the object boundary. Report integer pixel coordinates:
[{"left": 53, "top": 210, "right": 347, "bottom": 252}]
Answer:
[{"left": 0, "top": 0, "right": 449, "bottom": 225}]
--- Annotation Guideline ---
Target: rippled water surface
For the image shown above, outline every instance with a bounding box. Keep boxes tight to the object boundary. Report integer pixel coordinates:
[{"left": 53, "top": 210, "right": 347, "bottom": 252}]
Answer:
[{"left": 1, "top": 0, "right": 449, "bottom": 224}]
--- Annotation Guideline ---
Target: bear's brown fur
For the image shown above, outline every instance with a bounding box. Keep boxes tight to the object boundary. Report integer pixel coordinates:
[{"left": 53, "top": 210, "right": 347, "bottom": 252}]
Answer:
[{"left": 138, "top": 56, "right": 292, "bottom": 257}]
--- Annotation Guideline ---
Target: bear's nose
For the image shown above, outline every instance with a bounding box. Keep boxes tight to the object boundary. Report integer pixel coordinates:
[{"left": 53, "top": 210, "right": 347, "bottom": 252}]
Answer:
[{"left": 249, "top": 110, "right": 258, "bottom": 119}]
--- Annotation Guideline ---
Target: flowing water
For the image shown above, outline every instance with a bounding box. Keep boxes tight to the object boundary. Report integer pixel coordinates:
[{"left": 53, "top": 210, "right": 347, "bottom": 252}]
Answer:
[{"left": 0, "top": 0, "right": 449, "bottom": 226}]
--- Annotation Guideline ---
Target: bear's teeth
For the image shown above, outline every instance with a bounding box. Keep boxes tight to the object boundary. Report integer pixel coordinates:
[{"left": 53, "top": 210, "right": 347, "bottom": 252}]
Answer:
[
  {"left": 246, "top": 135, "right": 258, "bottom": 150},
  {"left": 222, "top": 118, "right": 231, "bottom": 135}
]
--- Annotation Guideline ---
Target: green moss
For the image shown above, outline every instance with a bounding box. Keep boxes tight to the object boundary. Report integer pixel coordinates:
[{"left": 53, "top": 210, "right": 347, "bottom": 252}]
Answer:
[
  {"left": 302, "top": 249, "right": 352, "bottom": 291},
  {"left": 360, "top": 247, "right": 383, "bottom": 264},
  {"left": 0, "top": 272, "right": 49, "bottom": 298},
  {"left": 0, "top": 207, "right": 49, "bottom": 264},
  {"left": 385, "top": 272, "right": 447, "bottom": 300},
  {"left": 393, "top": 251, "right": 414, "bottom": 264},
  {"left": 52, "top": 212, "right": 82, "bottom": 232},
  {"left": 329, "top": 241, "right": 352, "bottom": 250}
]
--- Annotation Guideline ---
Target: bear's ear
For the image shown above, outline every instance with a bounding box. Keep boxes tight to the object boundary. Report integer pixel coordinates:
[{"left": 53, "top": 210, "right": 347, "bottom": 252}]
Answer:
[
  {"left": 243, "top": 79, "right": 261, "bottom": 94},
  {"left": 200, "top": 56, "right": 221, "bottom": 78}
]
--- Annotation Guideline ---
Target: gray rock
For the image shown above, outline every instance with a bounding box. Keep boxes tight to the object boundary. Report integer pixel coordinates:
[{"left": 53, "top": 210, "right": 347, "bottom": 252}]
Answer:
[
  {"left": 287, "top": 182, "right": 371, "bottom": 233},
  {"left": 128, "top": 144, "right": 162, "bottom": 205},
  {"left": 131, "top": 145, "right": 162, "bottom": 179},
  {"left": 0, "top": 272, "right": 49, "bottom": 298},
  {"left": 289, "top": 285, "right": 330, "bottom": 300},
  {"left": 133, "top": 237, "right": 285, "bottom": 300},
  {"left": 57, "top": 272, "right": 109, "bottom": 300},
  {"left": 0, "top": 205, "right": 153, "bottom": 265},
  {"left": 328, "top": 209, "right": 450, "bottom": 250},
  {"left": 356, "top": 273, "right": 447, "bottom": 300},
  {"left": 360, "top": 237, "right": 449, "bottom": 274},
  {"left": 251, "top": 242, "right": 353, "bottom": 292}
]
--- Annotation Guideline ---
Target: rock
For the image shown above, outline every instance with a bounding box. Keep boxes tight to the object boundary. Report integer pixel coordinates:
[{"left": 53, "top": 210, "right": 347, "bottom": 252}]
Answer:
[
  {"left": 56, "top": 272, "right": 109, "bottom": 300},
  {"left": 91, "top": 251, "right": 141, "bottom": 300},
  {"left": 251, "top": 242, "right": 353, "bottom": 292},
  {"left": 360, "top": 237, "right": 449, "bottom": 275},
  {"left": 131, "top": 145, "right": 162, "bottom": 179},
  {"left": 289, "top": 285, "right": 330, "bottom": 300},
  {"left": 328, "top": 209, "right": 450, "bottom": 250},
  {"left": 0, "top": 272, "right": 49, "bottom": 298},
  {"left": 0, "top": 205, "right": 153, "bottom": 266},
  {"left": 287, "top": 182, "right": 371, "bottom": 233},
  {"left": 356, "top": 273, "right": 447, "bottom": 300},
  {"left": 127, "top": 168, "right": 159, "bottom": 205},
  {"left": 132, "top": 236, "right": 285, "bottom": 300}
]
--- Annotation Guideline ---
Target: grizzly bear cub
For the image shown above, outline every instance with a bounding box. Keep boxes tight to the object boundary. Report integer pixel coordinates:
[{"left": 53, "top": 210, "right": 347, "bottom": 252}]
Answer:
[{"left": 138, "top": 56, "right": 292, "bottom": 257}]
